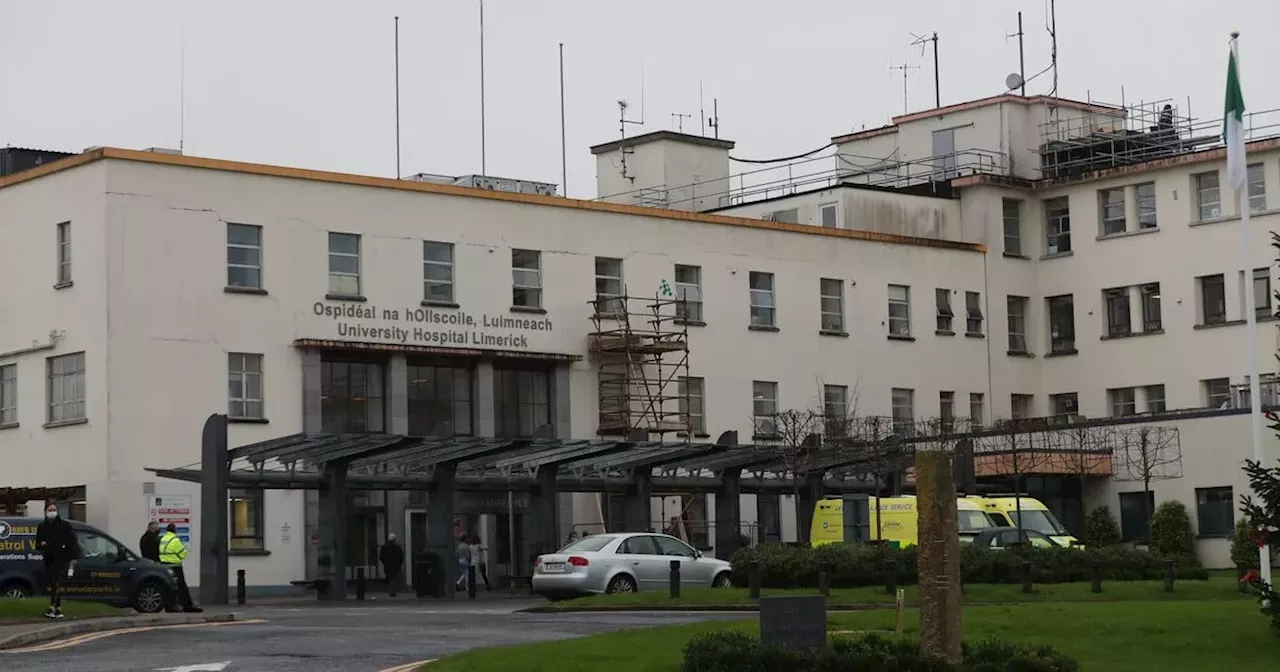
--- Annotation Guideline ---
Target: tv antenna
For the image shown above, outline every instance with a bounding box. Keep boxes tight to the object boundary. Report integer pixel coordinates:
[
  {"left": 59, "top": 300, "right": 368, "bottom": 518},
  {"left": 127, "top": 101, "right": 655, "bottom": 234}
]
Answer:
[
  {"left": 617, "top": 99, "right": 644, "bottom": 181},
  {"left": 889, "top": 60, "right": 920, "bottom": 115},
  {"left": 1046, "top": 0, "right": 1059, "bottom": 96},
  {"left": 909, "top": 31, "right": 940, "bottom": 108},
  {"left": 707, "top": 98, "right": 720, "bottom": 139},
  {"left": 1005, "top": 12, "right": 1026, "bottom": 95},
  {"left": 670, "top": 112, "right": 692, "bottom": 133}
]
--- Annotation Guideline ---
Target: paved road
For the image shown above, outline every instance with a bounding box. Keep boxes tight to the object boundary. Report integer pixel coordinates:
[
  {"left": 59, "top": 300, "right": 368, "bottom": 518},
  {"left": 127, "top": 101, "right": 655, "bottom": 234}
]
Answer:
[{"left": 0, "top": 601, "right": 745, "bottom": 672}]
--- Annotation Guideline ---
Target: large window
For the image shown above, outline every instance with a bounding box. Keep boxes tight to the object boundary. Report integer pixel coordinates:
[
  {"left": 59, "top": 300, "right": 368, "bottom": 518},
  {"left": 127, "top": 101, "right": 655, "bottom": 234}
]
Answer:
[
  {"left": 423, "top": 241, "right": 454, "bottom": 304},
  {"left": 512, "top": 249, "right": 543, "bottom": 309},
  {"left": 679, "top": 376, "right": 706, "bottom": 436},
  {"left": 229, "top": 488, "right": 265, "bottom": 551},
  {"left": 965, "top": 291, "right": 984, "bottom": 336},
  {"left": 1254, "top": 267, "right": 1272, "bottom": 320},
  {"left": 1136, "top": 183, "right": 1157, "bottom": 229},
  {"left": 1104, "top": 287, "right": 1131, "bottom": 337},
  {"left": 407, "top": 363, "right": 473, "bottom": 436},
  {"left": 327, "top": 232, "right": 361, "bottom": 296},
  {"left": 1007, "top": 296, "right": 1028, "bottom": 353},
  {"left": 56, "top": 221, "right": 72, "bottom": 286},
  {"left": 495, "top": 368, "right": 550, "bottom": 437},
  {"left": 1195, "top": 487, "right": 1234, "bottom": 537},
  {"left": 1141, "top": 283, "right": 1162, "bottom": 332},
  {"left": 1204, "top": 377, "right": 1231, "bottom": 409},
  {"left": 1248, "top": 163, "right": 1266, "bottom": 213},
  {"left": 935, "top": 288, "right": 953, "bottom": 333},
  {"left": 820, "top": 278, "right": 845, "bottom": 333},
  {"left": 748, "top": 272, "right": 776, "bottom": 328},
  {"left": 594, "top": 257, "right": 624, "bottom": 315},
  {"left": 1099, "top": 188, "right": 1126, "bottom": 235},
  {"left": 888, "top": 285, "right": 911, "bottom": 337},
  {"left": 228, "top": 353, "right": 264, "bottom": 420},
  {"left": 227, "top": 223, "right": 262, "bottom": 290},
  {"left": 1044, "top": 197, "right": 1071, "bottom": 255},
  {"left": 1199, "top": 274, "right": 1227, "bottom": 325},
  {"left": 47, "top": 352, "right": 86, "bottom": 423},
  {"left": 1050, "top": 392, "right": 1078, "bottom": 418},
  {"left": 1047, "top": 295, "right": 1076, "bottom": 354},
  {"left": 891, "top": 388, "right": 914, "bottom": 435},
  {"left": 1194, "top": 171, "right": 1221, "bottom": 221},
  {"left": 1002, "top": 199, "right": 1022, "bottom": 255},
  {"left": 0, "top": 364, "right": 15, "bottom": 426},
  {"left": 1145, "top": 384, "right": 1167, "bottom": 413},
  {"left": 752, "top": 381, "right": 778, "bottom": 437},
  {"left": 1010, "top": 394, "right": 1033, "bottom": 419},
  {"left": 970, "top": 393, "right": 985, "bottom": 430},
  {"left": 1119, "top": 491, "right": 1155, "bottom": 542},
  {"left": 939, "top": 391, "right": 955, "bottom": 426},
  {"left": 320, "top": 360, "right": 385, "bottom": 432},
  {"left": 674, "top": 264, "right": 703, "bottom": 323},
  {"left": 1108, "top": 387, "right": 1137, "bottom": 417},
  {"left": 823, "top": 384, "right": 848, "bottom": 436}
]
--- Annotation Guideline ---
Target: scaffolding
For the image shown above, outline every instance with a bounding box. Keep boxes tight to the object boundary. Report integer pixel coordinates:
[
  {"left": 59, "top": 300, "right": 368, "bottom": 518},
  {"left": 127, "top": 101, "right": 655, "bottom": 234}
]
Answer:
[
  {"left": 1035, "top": 98, "right": 1210, "bottom": 179},
  {"left": 588, "top": 292, "right": 692, "bottom": 437}
]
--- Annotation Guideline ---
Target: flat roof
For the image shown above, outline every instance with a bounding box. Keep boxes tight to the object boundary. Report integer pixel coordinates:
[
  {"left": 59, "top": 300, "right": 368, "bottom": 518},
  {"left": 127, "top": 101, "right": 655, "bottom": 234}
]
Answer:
[
  {"left": 0, "top": 146, "right": 985, "bottom": 254},
  {"left": 589, "top": 130, "right": 735, "bottom": 155},
  {"left": 832, "top": 94, "right": 1125, "bottom": 145}
]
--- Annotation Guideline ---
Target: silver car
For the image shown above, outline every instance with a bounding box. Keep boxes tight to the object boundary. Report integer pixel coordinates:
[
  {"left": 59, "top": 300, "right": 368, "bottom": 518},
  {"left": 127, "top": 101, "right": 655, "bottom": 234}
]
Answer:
[{"left": 531, "top": 532, "right": 733, "bottom": 599}]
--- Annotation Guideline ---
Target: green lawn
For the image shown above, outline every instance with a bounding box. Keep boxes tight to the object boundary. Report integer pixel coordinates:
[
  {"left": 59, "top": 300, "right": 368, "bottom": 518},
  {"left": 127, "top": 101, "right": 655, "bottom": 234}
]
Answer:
[
  {"left": 426, "top": 600, "right": 1280, "bottom": 672},
  {"left": 535, "top": 575, "right": 1248, "bottom": 610},
  {"left": 0, "top": 599, "right": 121, "bottom": 621}
]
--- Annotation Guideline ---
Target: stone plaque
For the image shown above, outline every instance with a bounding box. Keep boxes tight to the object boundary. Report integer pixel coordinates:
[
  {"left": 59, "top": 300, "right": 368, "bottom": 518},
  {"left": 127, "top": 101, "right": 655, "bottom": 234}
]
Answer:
[{"left": 759, "top": 595, "right": 828, "bottom": 652}]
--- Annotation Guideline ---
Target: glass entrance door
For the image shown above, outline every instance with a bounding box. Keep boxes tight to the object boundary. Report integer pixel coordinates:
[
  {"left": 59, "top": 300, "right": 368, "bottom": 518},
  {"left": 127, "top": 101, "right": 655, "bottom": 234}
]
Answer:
[
  {"left": 346, "top": 509, "right": 382, "bottom": 580},
  {"left": 404, "top": 508, "right": 428, "bottom": 586}
]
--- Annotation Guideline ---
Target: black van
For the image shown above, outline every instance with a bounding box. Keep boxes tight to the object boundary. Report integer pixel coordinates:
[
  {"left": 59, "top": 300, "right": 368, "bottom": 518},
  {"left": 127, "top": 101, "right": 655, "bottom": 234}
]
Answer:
[{"left": 0, "top": 517, "right": 178, "bottom": 613}]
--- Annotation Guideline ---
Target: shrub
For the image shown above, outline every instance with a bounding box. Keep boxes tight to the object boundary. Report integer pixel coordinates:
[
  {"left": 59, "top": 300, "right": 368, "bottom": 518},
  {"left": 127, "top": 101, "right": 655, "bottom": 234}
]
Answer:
[
  {"left": 1149, "top": 500, "right": 1196, "bottom": 559},
  {"left": 1232, "top": 518, "right": 1260, "bottom": 569},
  {"left": 681, "top": 631, "right": 1079, "bottom": 672},
  {"left": 1082, "top": 506, "right": 1122, "bottom": 548}
]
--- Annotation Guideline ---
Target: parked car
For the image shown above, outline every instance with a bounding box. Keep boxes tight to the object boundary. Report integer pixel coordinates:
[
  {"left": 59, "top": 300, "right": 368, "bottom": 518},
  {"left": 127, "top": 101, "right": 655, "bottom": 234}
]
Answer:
[
  {"left": 0, "top": 517, "right": 178, "bottom": 613},
  {"left": 970, "top": 527, "right": 1062, "bottom": 550},
  {"left": 531, "top": 532, "right": 732, "bottom": 600}
]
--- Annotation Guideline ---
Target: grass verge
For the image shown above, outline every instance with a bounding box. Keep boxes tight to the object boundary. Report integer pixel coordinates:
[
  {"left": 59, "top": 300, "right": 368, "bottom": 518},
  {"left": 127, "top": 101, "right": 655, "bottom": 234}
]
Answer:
[
  {"left": 426, "top": 600, "right": 1280, "bottom": 672},
  {"left": 0, "top": 599, "right": 122, "bottom": 622}
]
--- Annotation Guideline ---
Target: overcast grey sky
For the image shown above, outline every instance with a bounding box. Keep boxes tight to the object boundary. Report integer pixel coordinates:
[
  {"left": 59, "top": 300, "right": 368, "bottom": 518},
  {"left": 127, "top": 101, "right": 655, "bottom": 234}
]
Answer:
[{"left": 2, "top": 1, "right": 1276, "bottom": 198}]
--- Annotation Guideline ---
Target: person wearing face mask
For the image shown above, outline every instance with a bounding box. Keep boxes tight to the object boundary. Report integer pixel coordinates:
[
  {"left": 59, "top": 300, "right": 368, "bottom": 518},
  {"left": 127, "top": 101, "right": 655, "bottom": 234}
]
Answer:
[{"left": 35, "top": 500, "right": 80, "bottom": 619}]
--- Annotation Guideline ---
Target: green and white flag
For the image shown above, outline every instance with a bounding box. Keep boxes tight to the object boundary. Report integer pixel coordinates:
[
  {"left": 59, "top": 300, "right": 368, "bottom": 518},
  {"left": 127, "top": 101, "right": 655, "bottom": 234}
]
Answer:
[
  {"left": 1224, "top": 36, "right": 1247, "bottom": 191},
  {"left": 659, "top": 279, "right": 673, "bottom": 297}
]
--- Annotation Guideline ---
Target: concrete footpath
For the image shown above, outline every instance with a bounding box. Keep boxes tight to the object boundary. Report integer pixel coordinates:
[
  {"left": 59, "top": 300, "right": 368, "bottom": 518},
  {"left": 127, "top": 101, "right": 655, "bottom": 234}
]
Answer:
[{"left": 0, "top": 611, "right": 239, "bottom": 651}]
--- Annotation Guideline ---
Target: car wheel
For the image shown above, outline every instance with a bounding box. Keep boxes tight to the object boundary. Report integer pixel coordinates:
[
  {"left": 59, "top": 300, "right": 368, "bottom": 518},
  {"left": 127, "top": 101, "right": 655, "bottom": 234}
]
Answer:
[
  {"left": 132, "top": 581, "right": 168, "bottom": 613},
  {"left": 605, "top": 574, "right": 636, "bottom": 594},
  {"left": 1, "top": 582, "right": 31, "bottom": 599},
  {"left": 713, "top": 572, "right": 733, "bottom": 588}
]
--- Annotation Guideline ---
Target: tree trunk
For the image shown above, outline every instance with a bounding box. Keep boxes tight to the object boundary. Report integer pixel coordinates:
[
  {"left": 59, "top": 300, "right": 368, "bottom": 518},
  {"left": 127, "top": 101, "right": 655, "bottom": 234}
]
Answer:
[{"left": 916, "top": 449, "right": 963, "bottom": 663}]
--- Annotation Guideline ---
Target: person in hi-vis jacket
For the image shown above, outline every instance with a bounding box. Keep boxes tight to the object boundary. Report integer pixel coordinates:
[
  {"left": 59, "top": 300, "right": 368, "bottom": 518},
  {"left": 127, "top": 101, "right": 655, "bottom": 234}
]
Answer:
[{"left": 158, "top": 523, "right": 202, "bottom": 613}]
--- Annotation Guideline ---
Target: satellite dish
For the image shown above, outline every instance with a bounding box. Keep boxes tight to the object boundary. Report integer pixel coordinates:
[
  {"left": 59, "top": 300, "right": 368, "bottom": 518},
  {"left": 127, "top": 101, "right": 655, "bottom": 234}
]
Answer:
[{"left": 1005, "top": 73, "right": 1024, "bottom": 92}]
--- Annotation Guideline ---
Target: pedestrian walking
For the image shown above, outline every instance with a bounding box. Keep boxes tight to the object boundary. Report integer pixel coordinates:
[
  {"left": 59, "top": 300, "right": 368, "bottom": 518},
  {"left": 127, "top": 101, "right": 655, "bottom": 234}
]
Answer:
[
  {"left": 139, "top": 521, "right": 161, "bottom": 562},
  {"left": 158, "top": 523, "right": 202, "bottom": 613},
  {"left": 469, "top": 535, "right": 491, "bottom": 591},
  {"left": 454, "top": 536, "right": 471, "bottom": 591},
  {"left": 35, "top": 500, "right": 79, "bottom": 619},
  {"left": 379, "top": 533, "right": 405, "bottom": 597}
]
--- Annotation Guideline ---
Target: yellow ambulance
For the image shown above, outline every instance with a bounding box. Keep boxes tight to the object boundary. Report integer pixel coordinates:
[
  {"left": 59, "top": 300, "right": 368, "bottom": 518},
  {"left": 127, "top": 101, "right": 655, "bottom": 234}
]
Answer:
[
  {"left": 809, "top": 495, "right": 996, "bottom": 548},
  {"left": 975, "top": 496, "right": 1081, "bottom": 547}
]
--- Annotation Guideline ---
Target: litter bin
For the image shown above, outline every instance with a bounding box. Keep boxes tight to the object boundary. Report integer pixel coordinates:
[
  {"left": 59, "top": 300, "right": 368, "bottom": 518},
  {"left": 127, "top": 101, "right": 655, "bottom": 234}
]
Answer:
[{"left": 414, "top": 552, "right": 444, "bottom": 597}]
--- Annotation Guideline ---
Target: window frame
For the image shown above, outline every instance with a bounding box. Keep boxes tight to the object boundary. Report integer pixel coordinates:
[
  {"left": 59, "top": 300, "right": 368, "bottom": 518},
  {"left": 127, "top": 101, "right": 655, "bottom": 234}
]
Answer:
[
  {"left": 748, "top": 271, "right": 776, "bottom": 328},
  {"left": 819, "top": 278, "right": 845, "bottom": 333},
  {"left": 0, "top": 363, "right": 15, "bottom": 426},
  {"left": 1002, "top": 198, "right": 1022, "bottom": 255},
  {"left": 326, "top": 232, "right": 362, "bottom": 297},
  {"left": 423, "top": 241, "right": 455, "bottom": 304},
  {"left": 406, "top": 362, "right": 474, "bottom": 436},
  {"left": 1141, "top": 283, "right": 1162, "bottom": 332},
  {"left": 1195, "top": 486, "right": 1235, "bottom": 538},
  {"left": 594, "top": 257, "right": 624, "bottom": 316},
  {"left": 678, "top": 376, "right": 706, "bottom": 436},
  {"left": 823, "top": 384, "right": 848, "bottom": 436},
  {"left": 1044, "top": 197, "right": 1071, "bottom": 255},
  {"left": 888, "top": 285, "right": 912, "bottom": 337},
  {"left": 1050, "top": 392, "right": 1078, "bottom": 418},
  {"left": 819, "top": 202, "right": 839, "bottom": 229},
  {"left": 1104, "top": 287, "right": 1131, "bottom": 337},
  {"left": 511, "top": 249, "right": 543, "bottom": 309},
  {"left": 494, "top": 368, "right": 551, "bottom": 437},
  {"left": 1199, "top": 274, "right": 1227, "bottom": 326},
  {"left": 1047, "top": 295, "right": 1076, "bottom": 354},
  {"left": 891, "top": 388, "right": 915, "bottom": 435},
  {"left": 1007, "top": 295, "right": 1028, "bottom": 353},
  {"left": 1136, "top": 182, "right": 1157, "bottom": 229},
  {"left": 935, "top": 288, "right": 953, "bottom": 333},
  {"left": 56, "top": 221, "right": 72, "bottom": 286},
  {"left": 226, "top": 223, "right": 262, "bottom": 290},
  {"left": 1194, "top": 171, "right": 1221, "bottom": 221},
  {"left": 229, "top": 488, "right": 266, "bottom": 551},
  {"left": 320, "top": 360, "right": 386, "bottom": 433},
  {"left": 1108, "top": 387, "right": 1137, "bottom": 417},
  {"left": 46, "top": 352, "right": 86, "bottom": 424},
  {"left": 1010, "top": 394, "right": 1033, "bottom": 419},
  {"left": 969, "top": 393, "right": 985, "bottom": 430},
  {"left": 965, "top": 291, "right": 984, "bottom": 336},
  {"left": 1099, "top": 188, "right": 1127, "bottom": 236},
  {"left": 674, "top": 264, "right": 703, "bottom": 323},
  {"left": 1204, "top": 377, "right": 1231, "bottom": 409},
  {"left": 228, "top": 352, "right": 265, "bottom": 420},
  {"left": 1253, "top": 267, "right": 1271, "bottom": 320},
  {"left": 1119, "top": 491, "right": 1155, "bottom": 542},
  {"left": 1247, "top": 163, "right": 1266, "bottom": 213},
  {"left": 752, "top": 381, "right": 779, "bottom": 437},
  {"left": 1145, "top": 384, "right": 1167, "bottom": 413}
]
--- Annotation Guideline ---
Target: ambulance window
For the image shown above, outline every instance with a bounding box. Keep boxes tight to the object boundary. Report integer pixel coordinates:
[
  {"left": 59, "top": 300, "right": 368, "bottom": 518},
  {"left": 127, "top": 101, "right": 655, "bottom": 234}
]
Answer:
[{"left": 991, "top": 513, "right": 1012, "bottom": 527}]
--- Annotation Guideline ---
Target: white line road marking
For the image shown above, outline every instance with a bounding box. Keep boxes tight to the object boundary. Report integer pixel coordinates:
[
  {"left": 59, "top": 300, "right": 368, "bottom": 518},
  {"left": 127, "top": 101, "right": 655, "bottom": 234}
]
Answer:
[
  {"left": 155, "top": 662, "right": 231, "bottom": 672},
  {"left": 1, "top": 619, "right": 267, "bottom": 654},
  {"left": 378, "top": 660, "right": 436, "bottom": 672}
]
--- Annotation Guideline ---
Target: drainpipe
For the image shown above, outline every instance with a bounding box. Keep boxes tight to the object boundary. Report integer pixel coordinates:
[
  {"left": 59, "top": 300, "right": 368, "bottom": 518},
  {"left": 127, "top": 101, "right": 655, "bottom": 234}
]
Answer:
[{"left": 0, "top": 330, "right": 65, "bottom": 359}]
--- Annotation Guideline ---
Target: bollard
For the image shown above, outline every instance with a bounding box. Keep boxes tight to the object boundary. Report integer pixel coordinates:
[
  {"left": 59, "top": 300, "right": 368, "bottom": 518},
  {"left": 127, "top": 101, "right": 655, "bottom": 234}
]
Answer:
[
  {"left": 467, "top": 565, "right": 477, "bottom": 600},
  {"left": 818, "top": 570, "right": 830, "bottom": 597},
  {"left": 1090, "top": 562, "right": 1102, "bottom": 594},
  {"left": 355, "top": 567, "right": 366, "bottom": 601},
  {"left": 1021, "top": 560, "right": 1033, "bottom": 594},
  {"left": 748, "top": 561, "right": 761, "bottom": 600},
  {"left": 669, "top": 560, "right": 682, "bottom": 599},
  {"left": 1163, "top": 559, "right": 1174, "bottom": 593},
  {"left": 885, "top": 558, "right": 897, "bottom": 596},
  {"left": 236, "top": 569, "right": 246, "bottom": 606}
]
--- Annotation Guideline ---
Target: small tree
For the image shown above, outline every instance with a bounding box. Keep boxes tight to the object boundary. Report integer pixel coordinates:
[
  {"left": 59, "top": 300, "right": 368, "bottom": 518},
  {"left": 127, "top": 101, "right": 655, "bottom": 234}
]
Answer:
[
  {"left": 1113, "top": 425, "right": 1183, "bottom": 540},
  {"left": 755, "top": 408, "right": 824, "bottom": 543},
  {"left": 973, "top": 419, "right": 1055, "bottom": 542},
  {"left": 1148, "top": 500, "right": 1196, "bottom": 559},
  {"left": 1233, "top": 518, "right": 1261, "bottom": 570},
  {"left": 1083, "top": 506, "right": 1122, "bottom": 548},
  {"left": 1240, "top": 456, "right": 1280, "bottom": 632}
]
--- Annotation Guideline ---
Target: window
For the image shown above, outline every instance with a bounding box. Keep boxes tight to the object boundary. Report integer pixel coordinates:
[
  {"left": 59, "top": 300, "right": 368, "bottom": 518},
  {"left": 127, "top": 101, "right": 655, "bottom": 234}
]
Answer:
[
  {"left": 1254, "top": 267, "right": 1272, "bottom": 320},
  {"left": 1044, "top": 197, "right": 1071, "bottom": 254},
  {"left": 226, "top": 223, "right": 262, "bottom": 289},
  {"left": 965, "top": 291, "right": 984, "bottom": 336},
  {"left": 679, "top": 376, "right": 706, "bottom": 436},
  {"left": 0, "top": 364, "right": 14, "bottom": 426},
  {"left": 823, "top": 384, "right": 848, "bottom": 437},
  {"left": 752, "top": 381, "right": 778, "bottom": 437},
  {"left": 1199, "top": 274, "right": 1227, "bottom": 325},
  {"left": 891, "top": 388, "right": 914, "bottom": 435},
  {"left": 1108, "top": 387, "right": 1137, "bottom": 417},
  {"left": 1141, "top": 284, "right": 1162, "bottom": 332},
  {"left": 1136, "top": 183, "right": 1157, "bottom": 229},
  {"left": 407, "top": 363, "right": 473, "bottom": 436},
  {"left": 423, "top": 242, "right": 454, "bottom": 304},
  {"left": 1248, "top": 163, "right": 1266, "bottom": 213},
  {"left": 939, "top": 391, "right": 955, "bottom": 426},
  {"left": 888, "top": 285, "right": 911, "bottom": 337},
  {"left": 969, "top": 393, "right": 985, "bottom": 430},
  {"left": 320, "top": 360, "right": 385, "bottom": 433},
  {"left": 1195, "top": 171, "right": 1221, "bottom": 220},
  {"left": 1204, "top": 378, "right": 1231, "bottom": 409},
  {"left": 56, "top": 221, "right": 71, "bottom": 285},
  {"left": 1145, "top": 384, "right": 1166, "bottom": 413},
  {"left": 512, "top": 249, "right": 542, "bottom": 309},
  {"left": 495, "top": 368, "right": 550, "bottom": 437},
  {"left": 935, "top": 289, "right": 953, "bottom": 333},
  {"left": 653, "top": 535, "right": 697, "bottom": 558},
  {"left": 1119, "top": 491, "right": 1155, "bottom": 542},
  {"left": 327, "top": 232, "right": 361, "bottom": 296},
  {"left": 1049, "top": 392, "right": 1077, "bottom": 418},
  {"left": 674, "top": 265, "right": 703, "bottom": 323},
  {"left": 75, "top": 530, "right": 128, "bottom": 562},
  {"left": 229, "top": 488, "right": 265, "bottom": 551},
  {"left": 820, "top": 202, "right": 838, "bottom": 228},
  {"left": 46, "top": 352, "right": 85, "bottom": 423},
  {"left": 1099, "top": 188, "right": 1126, "bottom": 235},
  {"left": 594, "top": 257, "right": 624, "bottom": 315},
  {"left": 1195, "top": 487, "right": 1235, "bottom": 537},
  {"left": 1010, "top": 394, "right": 1033, "bottom": 419},
  {"left": 749, "top": 272, "right": 775, "bottom": 328},
  {"left": 1104, "top": 287, "right": 1131, "bottom": 337},
  {"left": 820, "top": 278, "right": 844, "bottom": 332},
  {"left": 1047, "top": 295, "right": 1076, "bottom": 354},
  {"left": 1007, "top": 296, "right": 1028, "bottom": 353},
  {"left": 1002, "top": 199, "right": 1022, "bottom": 255},
  {"left": 228, "top": 353, "right": 264, "bottom": 420}
]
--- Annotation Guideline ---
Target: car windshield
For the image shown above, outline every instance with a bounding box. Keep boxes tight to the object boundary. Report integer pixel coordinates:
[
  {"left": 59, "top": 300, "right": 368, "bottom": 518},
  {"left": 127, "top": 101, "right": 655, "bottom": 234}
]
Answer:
[
  {"left": 957, "top": 510, "right": 994, "bottom": 531},
  {"left": 1010, "top": 510, "right": 1068, "bottom": 535},
  {"left": 557, "top": 536, "right": 614, "bottom": 553}
]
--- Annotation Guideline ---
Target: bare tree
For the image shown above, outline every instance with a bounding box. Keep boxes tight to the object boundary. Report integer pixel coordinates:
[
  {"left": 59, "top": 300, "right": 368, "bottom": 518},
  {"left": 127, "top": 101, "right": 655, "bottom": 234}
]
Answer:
[
  {"left": 1113, "top": 425, "right": 1183, "bottom": 539},
  {"left": 973, "top": 419, "right": 1057, "bottom": 541},
  {"left": 753, "top": 408, "right": 825, "bottom": 542}
]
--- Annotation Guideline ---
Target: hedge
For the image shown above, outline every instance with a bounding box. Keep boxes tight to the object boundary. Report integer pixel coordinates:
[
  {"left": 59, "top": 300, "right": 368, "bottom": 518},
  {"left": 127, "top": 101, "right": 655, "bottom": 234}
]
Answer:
[
  {"left": 728, "top": 542, "right": 1207, "bottom": 589},
  {"left": 681, "top": 630, "right": 1079, "bottom": 672}
]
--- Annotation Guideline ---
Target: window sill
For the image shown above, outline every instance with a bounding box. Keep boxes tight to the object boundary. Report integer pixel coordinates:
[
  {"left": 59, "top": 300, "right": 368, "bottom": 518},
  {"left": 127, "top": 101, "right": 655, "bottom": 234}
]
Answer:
[
  {"left": 1044, "top": 349, "right": 1079, "bottom": 358},
  {"left": 1185, "top": 209, "right": 1280, "bottom": 228},
  {"left": 43, "top": 418, "right": 88, "bottom": 429},
  {"left": 1100, "top": 329, "right": 1165, "bottom": 341},
  {"left": 1007, "top": 350, "right": 1035, "bottom": 358},
  {"left": 225, "top": 286, "right": 268, "bottom": 296},
  {"left": 1194, "top": 319, "right": 1246, "bottom": 331},
  {"left": 421, "top": 300, "right": 460, "bottom": 309},
  {"left": 677, "top": 432, "right": 713, "bottom": 439},
  {"left": 965, "top": 332, "right": 985, "bottom": 339},
  {"left": 819, "top": 330, "right": 848, "bottom": 338},
  {"left": 748, "top": 325, "right": 780, "bottom": 332},
  {"left": 887, "top": 334, "right": 916, "bottom": 342},
  {"left": 510, "top": 305, "right": 548, "bottom": 314},
  {"left": 1002, "top": 252, "right": 1030, "bottom": 260},
  {"left": 229, "top": 417, "right": 270, "bottom": 424},
  {"left": 0, "top": 422, "right": 17, "bottom": 431},
  {"left": 1039, "top": 251, "right": 1074, "bottom": 261},
  {"left": 325, "top": 293, "right": 367, "bottom": 302},
  {"left": 935, "top": 329, "right": 955, "bottom": 337},
  {"left": 1097, "top": 226, "right": 1160, "bottom": 241},
  {"left": 53, "top": 281, "right": 74, "bottom": 290},
  {"left": 674, "top": 319, "right": 706, "bottom": 327},
  {"left": 229, "top": 548, "right": 272, "bottom": 557}
]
